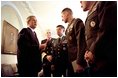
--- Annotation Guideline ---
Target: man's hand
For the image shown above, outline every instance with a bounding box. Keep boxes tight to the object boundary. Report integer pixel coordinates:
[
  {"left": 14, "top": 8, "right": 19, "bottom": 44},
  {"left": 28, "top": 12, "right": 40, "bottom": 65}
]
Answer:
[
  {"left": 46, "top": 55, "right": 52, "bottom": 62},
  {"left": 40, "top": 43, "right": 46, "bottom": 49},
  {"left": 84, "top": 51, "right": 94, "bottom": 64}
]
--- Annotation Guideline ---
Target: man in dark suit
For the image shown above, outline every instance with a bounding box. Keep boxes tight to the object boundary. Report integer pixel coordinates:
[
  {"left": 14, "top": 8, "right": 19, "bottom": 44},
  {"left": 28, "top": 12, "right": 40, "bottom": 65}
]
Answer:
[
  {"left": 80, "top": 1, "right": 117, "bottom": 76},
  {"left": 52, "top": 25, "right": 68, "bottom": 77},
  {"left": 17, "top": 15, "right": 45, "bottom": 77},
  {"left": 61, "top": 8, "right": 86, "bottom": 76},
  {"left": 41, "top": 30, "right": 56, "bottom": 77}
]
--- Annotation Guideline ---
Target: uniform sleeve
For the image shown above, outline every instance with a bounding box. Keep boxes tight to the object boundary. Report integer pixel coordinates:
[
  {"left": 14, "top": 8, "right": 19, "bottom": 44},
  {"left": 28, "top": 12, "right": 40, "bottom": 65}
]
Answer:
[
  {"left": 89, "top": 2, "right": 117, "bottom": 56},
  {"left": 74, "top": 19, "right": 86, "bottom": 66},
  {"left": 41, "top": 39, "right": 47, "bottom": 56},
  {"left": 41, "top": 52, "right": 47, "bottom": 61},
  {"left": 41, "top": 40, "right": 46, "bottom": 44}
]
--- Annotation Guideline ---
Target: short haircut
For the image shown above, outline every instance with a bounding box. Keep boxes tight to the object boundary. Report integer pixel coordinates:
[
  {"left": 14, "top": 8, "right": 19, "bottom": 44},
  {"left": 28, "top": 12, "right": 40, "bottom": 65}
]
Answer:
[
  {"left": 46, "top": 29, "right": 51, "bottom": 34},
  {"left": 27, "top": 15, "right": 35, "bottom": 23},
  {"left": 61, "top": 8, "right": 73, "bottom": 14},
  {"left": 56, "top": 25, "right": 65, "bottom": 29}
]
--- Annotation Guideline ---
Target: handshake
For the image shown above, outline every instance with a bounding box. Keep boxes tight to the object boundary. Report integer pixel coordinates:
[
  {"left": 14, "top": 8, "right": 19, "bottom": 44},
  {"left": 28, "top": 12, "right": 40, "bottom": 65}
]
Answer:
[{"left": 40, "top": 43, "right": 46, "bottom": 49}]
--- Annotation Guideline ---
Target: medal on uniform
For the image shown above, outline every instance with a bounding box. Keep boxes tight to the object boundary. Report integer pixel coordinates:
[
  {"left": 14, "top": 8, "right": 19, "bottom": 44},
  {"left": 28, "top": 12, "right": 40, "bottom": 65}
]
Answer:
[
  {"left": 69, "top": 28, "right": 72, "bottom": 32},
  {"left": 58, "top": 49, "right": 60, "bottom": 51},
  {"left": 51, "top": 51, "right": 53, "bottom": 53},
  {"left": 63, "top": 47, "right": 66, "bottom": 50},
  {"left": 67, "top": 28, "right": 70, "bottom": 33},
  {"left": 90, "top": 21, "right": 96, "bottom": 27}
]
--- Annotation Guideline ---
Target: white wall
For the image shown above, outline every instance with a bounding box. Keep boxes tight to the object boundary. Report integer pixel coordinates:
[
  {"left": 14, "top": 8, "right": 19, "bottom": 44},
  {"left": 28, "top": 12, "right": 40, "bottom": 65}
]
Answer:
[
  {"left": 1, "top": 54, "right": 17, "bottom": 64},
  {"left": 1, "top": 2, "right": 23, "bottom": 64}
]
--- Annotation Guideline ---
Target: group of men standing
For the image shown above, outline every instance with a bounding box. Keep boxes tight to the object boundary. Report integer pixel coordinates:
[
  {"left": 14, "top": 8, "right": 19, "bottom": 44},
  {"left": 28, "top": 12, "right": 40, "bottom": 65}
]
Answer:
[
  {"left": 17, "top": 1, "right": 117, "bottom": 77},
  {"left": 41, "top": 25, "right": 68, "bottom": 77}
]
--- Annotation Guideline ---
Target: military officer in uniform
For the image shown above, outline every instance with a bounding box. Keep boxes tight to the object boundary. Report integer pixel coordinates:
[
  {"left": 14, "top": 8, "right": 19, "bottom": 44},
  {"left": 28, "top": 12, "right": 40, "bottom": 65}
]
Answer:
[
  {"left": 41, "top": 30, "right": 56, "bottom": 77},
  {"left": 61, "top": 8, "right": 86, "bottom": 76},
  {"left": 80, "top": 1, "right": 117, "bottom": 76},
  {"left": 53, "top": 25, "right": 68, "bottom": 77}
]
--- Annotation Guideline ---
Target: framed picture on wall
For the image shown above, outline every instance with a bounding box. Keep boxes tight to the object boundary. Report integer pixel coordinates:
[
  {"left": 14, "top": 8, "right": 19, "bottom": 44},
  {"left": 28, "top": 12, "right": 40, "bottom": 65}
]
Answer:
[{"left": 1, "top": 20, "right": 19, "bottom": 55}]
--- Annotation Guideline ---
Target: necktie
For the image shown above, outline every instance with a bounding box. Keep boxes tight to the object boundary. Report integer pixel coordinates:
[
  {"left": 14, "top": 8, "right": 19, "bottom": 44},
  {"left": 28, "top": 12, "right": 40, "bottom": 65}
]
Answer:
[
  {"left": 58, "top": 38, "right": 61, "bottom": 43},
  {"left": 33, "top": 31, "right": 37, "bottom": 37},
  {"left": 33, "top": 31, "right": 39, "bottom": 44},
  {"left": 33, "top": 31, "right": 36, "bottom": 35}
]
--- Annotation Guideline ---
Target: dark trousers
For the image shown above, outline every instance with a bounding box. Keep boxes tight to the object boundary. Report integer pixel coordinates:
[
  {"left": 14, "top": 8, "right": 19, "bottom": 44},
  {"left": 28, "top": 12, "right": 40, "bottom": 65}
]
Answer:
[
  {"left": 76, "top": 63, "right": 117, "bottom": 77},
  {"left": 19, "top": 71, "right": 38, "bottom": 77},
  {"left": 66, "top": 62, "right": 75, "bottom": 77},
  {"left": 53, "top": 66, "right": 67, "bottom": 77},
  {"left": 43, "top": 64, "right": 51, "bottom": 77},
  {"left": 43, "top": 62, "right": 52, "bottom": 77},
  {"left": 90, "top": 67, "right": 117, "bottom": 77}
]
